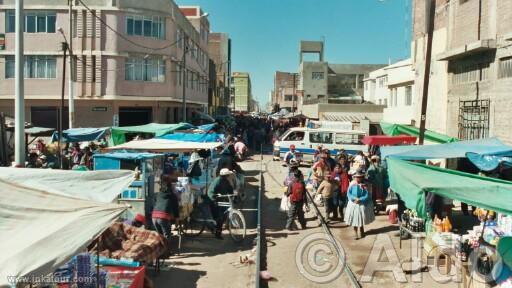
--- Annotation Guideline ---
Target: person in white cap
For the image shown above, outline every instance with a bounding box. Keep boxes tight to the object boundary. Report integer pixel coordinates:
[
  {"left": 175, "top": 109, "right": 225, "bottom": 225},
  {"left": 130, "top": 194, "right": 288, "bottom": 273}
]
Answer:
[{"left": 207, "top": 168, "right": 235, "bottom": 239}]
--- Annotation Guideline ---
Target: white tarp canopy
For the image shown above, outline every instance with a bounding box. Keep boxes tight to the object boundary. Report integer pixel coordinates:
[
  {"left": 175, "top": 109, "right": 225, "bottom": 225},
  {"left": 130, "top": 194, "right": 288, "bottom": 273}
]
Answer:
[
  {"left": 0, "top": 169, "right": 134, "bottom": 286},
  {"left": 106, "top": 138, "right": 222, "bottom": 153},
  {"left": 0, "top": 168, "right": 134, "bottom": 203}
]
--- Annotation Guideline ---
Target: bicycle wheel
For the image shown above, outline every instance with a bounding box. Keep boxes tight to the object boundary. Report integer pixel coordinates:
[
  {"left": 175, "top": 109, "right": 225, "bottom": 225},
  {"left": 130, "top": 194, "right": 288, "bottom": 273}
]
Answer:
[{"left": 228, "top": 209, "right": 246, "bottom": 243}]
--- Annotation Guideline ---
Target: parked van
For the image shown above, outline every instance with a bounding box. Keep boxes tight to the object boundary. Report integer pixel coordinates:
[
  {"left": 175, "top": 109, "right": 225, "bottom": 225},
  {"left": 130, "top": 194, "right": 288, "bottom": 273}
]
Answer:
[{"left": 273, "top": 127, "right": 367, "bottom": 165}]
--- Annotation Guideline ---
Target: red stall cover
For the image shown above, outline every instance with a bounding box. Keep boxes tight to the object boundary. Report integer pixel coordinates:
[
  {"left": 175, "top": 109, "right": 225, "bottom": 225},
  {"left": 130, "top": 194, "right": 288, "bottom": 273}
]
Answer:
[{"left": 362, "top": 135, "right": 417, "bottom": 146}]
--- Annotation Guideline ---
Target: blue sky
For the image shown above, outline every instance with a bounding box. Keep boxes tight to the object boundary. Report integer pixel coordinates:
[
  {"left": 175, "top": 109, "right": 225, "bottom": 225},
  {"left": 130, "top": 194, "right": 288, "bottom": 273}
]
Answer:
[{"left": 177, "top": 0, "right": 412, "bottom": 110}]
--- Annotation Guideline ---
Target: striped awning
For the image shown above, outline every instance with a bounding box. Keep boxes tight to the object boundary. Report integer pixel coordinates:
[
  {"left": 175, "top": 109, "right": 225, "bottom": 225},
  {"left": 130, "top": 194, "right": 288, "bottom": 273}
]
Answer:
[{"left": 322, "top": 113, "right": 381, "bottom": 123}]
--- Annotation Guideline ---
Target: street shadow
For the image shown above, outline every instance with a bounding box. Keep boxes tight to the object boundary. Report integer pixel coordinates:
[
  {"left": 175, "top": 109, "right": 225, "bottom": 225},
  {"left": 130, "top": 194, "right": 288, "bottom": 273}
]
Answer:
[
  {"left": 364, "top": 225, "right": 399, "bottom": 236},
  {"left": 148, "top": 266, "right": 206, "bottom": 288}
]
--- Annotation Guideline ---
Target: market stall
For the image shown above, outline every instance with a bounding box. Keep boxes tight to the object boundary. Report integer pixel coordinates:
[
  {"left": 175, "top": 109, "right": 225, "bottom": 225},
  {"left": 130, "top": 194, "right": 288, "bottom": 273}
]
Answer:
[
  {"left": 51, "top": 127, "right": 110, "bottom": 143},
  {"left": 380, "top": 121, "right": 458, "bottom": 144},
  {"left": 0, "top": 168, "right": 133, "bottom": 287},
  {"left": 387, "top": 158, "right": 512, "bottom": 287},
  {"left": 94, "top": 152, "right": 164, "bottom": 226},
  {"left": 110, "top": 123, "right": 195, "bottom": 145},
  {"left": 362, "top": 135, "right": 417, "bottom": 156},
  {"left": 106, "top": 138, "right": 222, "bottom": 153}
]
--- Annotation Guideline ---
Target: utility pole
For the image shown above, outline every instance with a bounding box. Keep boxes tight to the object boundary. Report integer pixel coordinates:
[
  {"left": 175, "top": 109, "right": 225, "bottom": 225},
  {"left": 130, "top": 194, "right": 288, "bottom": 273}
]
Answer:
[
  {"left": 418, "top": 0, "right": 436, "bottom": 145},
  {"left": 68, "top": 0, "right": 74, "bottom": 128},
  {"left": 59, "top": 42, "right": 68, "bottom": 169},
  {"left": 14, "top": 0, "right": 25, "bottom": 167},
  {"left": 292, "top": 73, "right": 296, "bottom": 116},
  {"left": 182, "top": 35, "right": 188, "bottom": 123}
]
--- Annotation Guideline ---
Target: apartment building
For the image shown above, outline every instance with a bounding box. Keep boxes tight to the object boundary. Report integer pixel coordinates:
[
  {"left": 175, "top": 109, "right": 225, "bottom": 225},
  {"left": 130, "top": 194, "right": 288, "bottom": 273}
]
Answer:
[
  {"left": 364, "top": 59, "right": 415, "bottom": 125},
  {"left": 0, "top": 0, "right": 209, "bottom": 128},
  {"left": 412, "top": 0, "right": 512, "bottom": 143},
  {"left": 208, "top": 32, "right": 231, "bottom": 116},
  {"left": 272, "top": 71, "right": 298, "bottom": 113},
  {"left": 232, "top": 72, "right": 251, "bottom": 112}
]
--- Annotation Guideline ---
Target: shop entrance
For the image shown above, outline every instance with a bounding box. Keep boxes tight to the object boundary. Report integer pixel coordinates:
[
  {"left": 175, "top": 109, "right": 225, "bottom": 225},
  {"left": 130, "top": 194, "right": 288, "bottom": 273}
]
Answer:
[{"left": 119, "top": 107, "right": 152, "bottom": 126}]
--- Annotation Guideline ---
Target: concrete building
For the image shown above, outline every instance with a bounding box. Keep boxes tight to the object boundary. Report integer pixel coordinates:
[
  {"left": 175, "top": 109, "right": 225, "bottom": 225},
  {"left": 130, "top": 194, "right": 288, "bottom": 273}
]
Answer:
[
  {"left": 0, "top": 0, "right": 209, "bottom": 128},
  {"left": 208, "top": 32, "right": 231, "bottom": 116},
  {"left": 412, "top": 0, "right": 512, "bottom": 144},
  {"left": 272, "top": 71, "right": 298, "bottom": 113},
  {"left": 297, "top": 40, "right": 386, "bottom": 133},
  {"left": 232, "top": 72, "right": 252, "bottom": 112},
  {"left": 364, "top": 59, "right": 415, "bottom": 125}
]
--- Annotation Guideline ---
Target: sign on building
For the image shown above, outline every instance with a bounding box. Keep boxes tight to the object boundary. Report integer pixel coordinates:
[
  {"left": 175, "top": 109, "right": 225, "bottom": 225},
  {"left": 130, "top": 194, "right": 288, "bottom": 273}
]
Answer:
[{"left": 0, "top": 34, "right": 5, "bottom": 50}]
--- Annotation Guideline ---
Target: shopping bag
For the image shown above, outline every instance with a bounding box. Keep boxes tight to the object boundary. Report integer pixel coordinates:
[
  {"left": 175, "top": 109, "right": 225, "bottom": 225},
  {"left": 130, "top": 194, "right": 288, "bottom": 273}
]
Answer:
[
  {"left": 280, "top": 196, "right": 291, "bottom": 212},
  {"left": 314, "top": 193, "right": 324, "bottom": 207}
]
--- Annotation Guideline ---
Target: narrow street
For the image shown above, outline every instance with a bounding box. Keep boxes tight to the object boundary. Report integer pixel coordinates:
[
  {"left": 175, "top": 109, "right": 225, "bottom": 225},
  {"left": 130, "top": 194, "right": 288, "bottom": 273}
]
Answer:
[{"left": 150, "top": 154, "right": 462, "bottom": 287}]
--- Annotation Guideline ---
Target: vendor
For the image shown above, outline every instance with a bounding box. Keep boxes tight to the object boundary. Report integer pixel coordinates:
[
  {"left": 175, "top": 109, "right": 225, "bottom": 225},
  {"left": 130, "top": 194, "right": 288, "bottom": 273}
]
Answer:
[
  {"left": 207, "top": 168, "right": 235, "bottom": 239},
  {"left": 152, "top": 171, "right": 180, "bottom": 243}
]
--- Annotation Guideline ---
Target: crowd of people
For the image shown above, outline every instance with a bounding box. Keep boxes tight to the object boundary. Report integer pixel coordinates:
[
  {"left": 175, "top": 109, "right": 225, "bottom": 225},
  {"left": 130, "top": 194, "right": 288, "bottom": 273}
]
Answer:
[{"left": 282, "top": 144, "right": 389, "bottom": 240}]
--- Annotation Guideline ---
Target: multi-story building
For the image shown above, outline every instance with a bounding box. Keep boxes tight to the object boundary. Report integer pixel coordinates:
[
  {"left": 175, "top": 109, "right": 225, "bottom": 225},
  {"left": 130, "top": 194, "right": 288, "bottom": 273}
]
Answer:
[
  {"left": 412, "top": 0, "right": 512, "bottom": 143},
  {"left": 208, "top": 32, "right": 231, "bottom": 116},
  {"left": 364, "top": 59, "right": 415, "bottom": 125},
  {"left": 232, "top": 72, "right": 251, "bottom": 112},
  {"left": 272, "top": 71, "right": 298, "bottom": 113},
  {"left": 0, "top": 0, "right": 209, "bottom": 128}
]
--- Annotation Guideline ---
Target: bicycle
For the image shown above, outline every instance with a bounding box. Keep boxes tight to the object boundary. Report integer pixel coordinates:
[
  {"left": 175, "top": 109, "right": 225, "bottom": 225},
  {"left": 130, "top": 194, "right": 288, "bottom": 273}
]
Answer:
[{"left": 181, "top": 193, "right": 247, "bottom": 243}]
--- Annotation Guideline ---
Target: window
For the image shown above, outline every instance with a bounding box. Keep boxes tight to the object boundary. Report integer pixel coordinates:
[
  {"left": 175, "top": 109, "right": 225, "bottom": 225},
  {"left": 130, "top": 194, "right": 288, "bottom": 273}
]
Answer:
[
  {"left": 499, "top": 57, "right": 512, "bottom": 79},
  {"left": 284, "top": 95, "right": 293, "bottom": 101},
  {"left": 6, "top": 10, "right": 56, "bottom": 33},
  {"left": 125, "top": 57, "right": 165, "bottom": 82},
  {"left": 365, "top": 82, "right": 368, "bottom": 91},
  {"left": 378, "top": 99, "right": 382, "bottom": 105},
  {"left": 284, "top": 131, "right": 305, "bottom": 141},
  {"left": 378, "top": 76, "right": 388, "bottom": 88},
  {"left": 335, "top": 133, "right": 363, "bottom": 145},
  {"left": 384, "top": 98, "right": 388, "bottom": 106},
  {"left": 177, "top": 28, "right": 182, "bottom": 48},
  {"left": 405, "top": 86, "right": 412, "bottom": 106},
  {"left": 450, "top": 61, "right": 490, "bottom": 85},
  {"left": 176, "top": 64, "right": 182, "bottom": 85},
  {"left": 126, "top": 15, "right": 165, "bottom": 39},
  {"left": 309, "top": 132, "right": 332, "bottom": 144},
  {"left": 312, "top": 72, "right": 324, "bottom": 80},
  {"left": 5, "top": 55, "right": 56, "bottom": 79}
]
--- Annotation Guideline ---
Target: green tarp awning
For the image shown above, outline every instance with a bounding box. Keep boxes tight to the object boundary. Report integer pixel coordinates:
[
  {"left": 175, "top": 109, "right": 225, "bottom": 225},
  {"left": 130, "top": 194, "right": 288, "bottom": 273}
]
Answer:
[
  {"left": 380, "top": 121, "right": 458, "bottom": 144},
  {"left": 387, "top": 158, "right": 512, "bottom": 218},
  {"left": 110, "top": 123, "right": 194, "bottom": 145}
]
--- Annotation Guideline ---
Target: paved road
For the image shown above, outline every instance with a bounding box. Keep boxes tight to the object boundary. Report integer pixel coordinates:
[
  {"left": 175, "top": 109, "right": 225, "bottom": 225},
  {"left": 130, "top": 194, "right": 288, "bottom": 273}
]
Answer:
[{"left": 150, "top": 154, "right": 460, "bottom": 287}]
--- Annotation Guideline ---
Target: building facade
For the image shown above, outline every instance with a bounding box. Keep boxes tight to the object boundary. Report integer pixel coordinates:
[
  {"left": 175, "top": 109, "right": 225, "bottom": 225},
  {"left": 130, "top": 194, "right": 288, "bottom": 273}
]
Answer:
[
  {"left": 208, "top": 32, "right": 231, "bottom": 116},
  {"left": 0, "top": 0, "right": 209, "bottom": 128},
  {"left": 272, "top": 71, "right": 298, "bottom": 113},
  {"left": 232, "top": 72, "right": 251, "bottom": 112},
  {"left": 412, "top": 0, "right": 512, "bottom": 144},
  {"left": 364, "top": 59, "right": 415, "bottom": 125}
]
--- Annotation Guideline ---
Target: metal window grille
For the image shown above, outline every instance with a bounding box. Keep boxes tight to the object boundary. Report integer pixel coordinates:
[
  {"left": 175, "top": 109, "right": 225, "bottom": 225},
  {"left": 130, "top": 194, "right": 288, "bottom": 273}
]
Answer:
[{"left": 458, "top": 99, "right": 490, "bottom": 140}]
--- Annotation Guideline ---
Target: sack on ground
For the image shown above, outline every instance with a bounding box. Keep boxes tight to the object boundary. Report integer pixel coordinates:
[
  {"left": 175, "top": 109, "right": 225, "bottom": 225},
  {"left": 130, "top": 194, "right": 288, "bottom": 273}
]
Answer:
[
  {"left": 314, "top": 193, "right": 324, "bottom": 207},
  {"left": 279, "top": 196, "right": 291, "bottom": 212}
]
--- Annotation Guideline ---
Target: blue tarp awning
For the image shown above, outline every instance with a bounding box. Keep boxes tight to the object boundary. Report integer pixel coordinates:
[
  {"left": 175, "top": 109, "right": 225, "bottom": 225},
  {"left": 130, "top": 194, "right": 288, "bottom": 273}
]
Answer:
[
  {"left": 158, "top": 132, "right": 222, "bottom": 143},
  {"left": 93, "top": 151, "right": 163, "bottom": 160},
  {"left": 51, "top": 127, "right": 109, "bottom": 143},
  {"left": 381, "top": 137, "right": 512, "bottom": 171},
  {"left": 197, "top": 123, "right": 216, "bottom": 132}
]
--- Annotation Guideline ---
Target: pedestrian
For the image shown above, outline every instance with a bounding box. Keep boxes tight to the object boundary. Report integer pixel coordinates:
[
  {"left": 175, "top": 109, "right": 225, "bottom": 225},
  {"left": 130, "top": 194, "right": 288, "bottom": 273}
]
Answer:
[
  {"left": 152, "top": 172, "right": 180, "bottom": 243},
  {"left": 284, "top": 159, "right": 300, "bottom": 186},
  {"left": 312, "top": 150, "right": 331, "bottom": 187},
  {"left": 283, "top": 144, "right": 297, "bottom": 165},
  {"left": 124, "top": 213, "right": 146, "bottom": 228},
  {"left": 324, "top": 149, "right": 336, "bottom": 171},
  {"left": 80, "top": 146, "right": 94, "bottom": 170},
  {"left": 331, "top": 163, "right": 350, "bottom": 220},
  {"left": 366, "top": 155, "right": 385, "bottom": 206},
  {"left": 344, "top": 171, "right": 375, "bottom": 239},
  {"left": 316, "top": 174, "right": 337, "bottom": 222},
  {"left": 285, "top": 170, "right": 307, "bottom": 231}
]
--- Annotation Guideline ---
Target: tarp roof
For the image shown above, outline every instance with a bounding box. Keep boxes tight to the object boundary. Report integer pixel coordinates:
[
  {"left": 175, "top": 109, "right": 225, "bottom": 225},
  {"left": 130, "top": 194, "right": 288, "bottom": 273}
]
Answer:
[
  {"left": 362, "top": 135, "right": 417, "bottom": 146},
  {"left": 0, "top": 168, "right": 133, "bottom": 285},
  {"left": 51, "top": 127, "right": 109, "bottom": 143},
  {"left": 197, "top": 123, "right": 217, "bottom": 132},
  {"left": 0, "top": 167, "right": 134, "bottom": 203},
  {"left": 381, "top": 137, "right": 512, "bottom": 161},
  {"left": 387, "top": 158, "right": 512, "bottom": 218},
  {"left": 380, "top": 121, "right": 458, "bottom": 144},
  {"left": 106, "top": 138, "right": 222, "bottom": 153},
  {"left": 94, "top": 151, "right": 163, "bottom": 161},
  {"left": 158, "top": 132, "right": 222, "bottom": 143},
  {"left": 24, "top": 127, "right": 55, "bottom": 136},
  {"left": 111, "top": 123, "right": 195, "bottom": 145}
]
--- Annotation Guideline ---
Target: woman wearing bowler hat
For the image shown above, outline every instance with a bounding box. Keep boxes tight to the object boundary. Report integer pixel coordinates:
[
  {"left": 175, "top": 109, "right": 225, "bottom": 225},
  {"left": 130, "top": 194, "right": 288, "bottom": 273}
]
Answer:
[{"left": 344, "top": 170, "right": 375, "bottom": 239}]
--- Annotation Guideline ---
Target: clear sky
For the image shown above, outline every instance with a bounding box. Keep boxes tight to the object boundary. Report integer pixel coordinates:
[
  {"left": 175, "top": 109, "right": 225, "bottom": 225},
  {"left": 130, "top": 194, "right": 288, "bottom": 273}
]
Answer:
[{"left": 177, "top": 0, "right": 412, "bottom": 110}]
